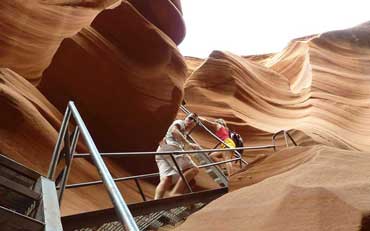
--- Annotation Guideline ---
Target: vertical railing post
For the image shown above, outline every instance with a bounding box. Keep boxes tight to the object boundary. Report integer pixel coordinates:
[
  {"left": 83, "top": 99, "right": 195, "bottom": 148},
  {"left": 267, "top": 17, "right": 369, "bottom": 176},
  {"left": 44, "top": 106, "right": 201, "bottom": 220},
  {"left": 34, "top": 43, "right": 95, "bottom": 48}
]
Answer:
[
  {"left": 272, "top": 130, "right": 284, "bottom": 151},
  {"left": 272, "top": 132, "right": 277, "bottom": 151},
  {"left": 58, "top": 126, "right": 80, "bottom": 203},
  {"left": 187, "top": 135, "right": 228, "bottom": 184},
  {"left": 286, "top": 131, "right": 297, "bottom": 146},
  {"left": 134, "top": 179, "right": 146, "bottom": 202},
  {"left": 68, "top": 101, "right": 139, "bottom": 231},
  {"left": 180, "top": 105, "right": 248, "bottom": 166},
  {"left": 48, "top": 107, "right": 71, "bottom": 179},
  {"left": 272, "top": 130, "right": 297, "bottom": 151},
  {"left": 170, "top": 154, "right": 193, "bottom": 193},
  {"left": 283, "top": 130, "right": 289, "bottom": 147}
]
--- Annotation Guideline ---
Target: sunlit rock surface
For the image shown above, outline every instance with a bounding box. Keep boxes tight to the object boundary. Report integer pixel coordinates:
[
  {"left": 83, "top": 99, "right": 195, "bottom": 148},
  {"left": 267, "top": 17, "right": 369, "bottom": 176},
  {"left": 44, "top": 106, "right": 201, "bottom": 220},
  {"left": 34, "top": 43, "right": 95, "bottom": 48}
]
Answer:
[
  {"left": 1, "top": 0, "right": 370, "bottom": 228},
  {"left": 176, "top": 145, "right": 370, "bottom": 231},
  {"left": 175, "top": 22, "right": 370, "bottom": 230},
  {"left": 184, "top": 22, "right": 370, "bottom": 152}
]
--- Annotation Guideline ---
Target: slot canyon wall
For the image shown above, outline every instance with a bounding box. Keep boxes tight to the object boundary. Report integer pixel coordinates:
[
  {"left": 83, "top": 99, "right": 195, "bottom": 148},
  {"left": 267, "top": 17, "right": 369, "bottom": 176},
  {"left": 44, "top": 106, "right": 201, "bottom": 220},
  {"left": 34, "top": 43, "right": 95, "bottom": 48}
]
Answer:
[
  {"left": 176, "top": 22, "right": 370, "bottom": 230},
  {"left": 0, "top": 0, "right": 187, "bottom": 215},
  {"left": 1, "top": 0, "right": 370, "bottom": 230}
]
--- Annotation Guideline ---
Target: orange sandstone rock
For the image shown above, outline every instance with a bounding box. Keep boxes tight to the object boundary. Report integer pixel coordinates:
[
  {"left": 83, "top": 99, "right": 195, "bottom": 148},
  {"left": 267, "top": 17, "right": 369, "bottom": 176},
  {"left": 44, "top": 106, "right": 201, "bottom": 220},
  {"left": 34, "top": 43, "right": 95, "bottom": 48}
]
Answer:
[
  {"left": 184, "top": 22, "right": 370, "bottom": 152},
  {"left": 0, "top": 0, "right": 121, "bottom": 85},
  {"left": 38, "top": 1, "right": 187, "bottom": 175},
  {"left": 176, "top": 145, "right": 370, "bottom": 231}
]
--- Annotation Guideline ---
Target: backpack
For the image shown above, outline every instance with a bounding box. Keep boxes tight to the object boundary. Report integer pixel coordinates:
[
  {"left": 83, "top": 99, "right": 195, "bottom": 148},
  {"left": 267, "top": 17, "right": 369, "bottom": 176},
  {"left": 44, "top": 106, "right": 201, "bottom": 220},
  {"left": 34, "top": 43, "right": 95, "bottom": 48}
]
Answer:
[{"left": 229, "top": 130, "right": 244, "bottom": 154}]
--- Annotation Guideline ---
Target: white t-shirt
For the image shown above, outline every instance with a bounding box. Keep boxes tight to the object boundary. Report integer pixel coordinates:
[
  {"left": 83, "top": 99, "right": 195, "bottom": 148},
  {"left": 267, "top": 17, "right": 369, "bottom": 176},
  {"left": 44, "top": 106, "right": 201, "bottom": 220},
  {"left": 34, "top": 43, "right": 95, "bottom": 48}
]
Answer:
[{"left": 164, "top": 120, "right": 187, "bottom": 148}]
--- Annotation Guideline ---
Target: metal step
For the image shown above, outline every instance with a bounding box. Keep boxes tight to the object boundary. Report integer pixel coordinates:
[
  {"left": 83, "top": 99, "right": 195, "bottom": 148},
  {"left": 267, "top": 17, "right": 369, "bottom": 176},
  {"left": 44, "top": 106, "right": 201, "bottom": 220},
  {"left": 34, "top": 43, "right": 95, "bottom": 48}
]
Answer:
[
  {"left": 0, "top": 154, "right": 62, "bottom": 231},
  {"left": 0, "top": 154, "right": 40, "bottom": 183},
  {"left": 98, "top": 221, "right": 125, "bottom": 231},
  {"left": 195, "top": 152, "right": 228, "bottom": 187},
  {"left": 62, "top": 187, "right": 228, "bottom": 231},
  {"left": 0, "top": 154, "right": 41, "bottom": 215},
  {"left": 0, "top": 205, "right": 44, "bottom": 231},
  {"left": 138, "top": 211, "right": 164, "bottom": 230},
  {"left": 161, "top": 207, "right": 187, "bottom": 225}
]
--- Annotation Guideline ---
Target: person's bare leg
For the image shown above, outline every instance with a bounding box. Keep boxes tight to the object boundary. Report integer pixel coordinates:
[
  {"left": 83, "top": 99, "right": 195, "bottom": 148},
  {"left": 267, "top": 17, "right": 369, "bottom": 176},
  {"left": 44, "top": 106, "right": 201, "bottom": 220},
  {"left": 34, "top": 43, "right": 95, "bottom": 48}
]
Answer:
[
  {"left": 210, "top": 151, "right": 229, "bottom": 172},
  {"left": 209, "top": 152, "right": 224, "bottom": 162},
  {"left": 154, "top": 176, "right": 173, "bottom": 200},
  {"left": 224, "top": 151, "right": 234, "bottom": 177},
  {"left": 170, "top": 168, "right": 199, "bottom": 196}
]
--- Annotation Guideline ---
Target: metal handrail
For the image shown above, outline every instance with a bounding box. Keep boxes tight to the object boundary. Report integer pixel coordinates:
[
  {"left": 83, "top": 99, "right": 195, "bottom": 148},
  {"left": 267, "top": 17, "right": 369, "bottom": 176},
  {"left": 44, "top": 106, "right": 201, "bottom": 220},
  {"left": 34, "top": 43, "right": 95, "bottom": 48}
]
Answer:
[
  {"left": 48, "top": 101, "right": 139, "bottom": 231},
  {"left": 180, "top": 105, "right": 249, "bottom": 166},
  {"left": 285, "top": 131, "right": 298, "bottom": 146},
  {"left": 56, "top": 153, "right": 253, "bottom": 194},
  {"left": 58, "top": 126, "right": 80, "bottom": 203},
  {"left": 48, "top": 101, "right": 298, "bottom": 231},
  {"left": 72, "top": 145, "right": 276, "bottom": 158},
  {"left": 67, "top": 147, "right": 266, "bottom": 193},
  {"left": 272, "top": 129, "right": 297, "bottom": 151},
  {"left": 60, "top": 173, "right": 160, "bottom": 189},
  {"left": 186, "top": 134, "right": 228, "bottom": 186},
  {"left": 58, "top": 155, "right": 244, "bottom": 191}
]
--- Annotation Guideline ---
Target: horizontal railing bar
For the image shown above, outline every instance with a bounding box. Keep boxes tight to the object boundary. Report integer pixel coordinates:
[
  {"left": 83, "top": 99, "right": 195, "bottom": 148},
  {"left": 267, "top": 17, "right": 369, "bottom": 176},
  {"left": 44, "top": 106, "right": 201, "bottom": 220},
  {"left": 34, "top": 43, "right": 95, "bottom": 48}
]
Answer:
[
  {"left": 198, "top": 157, "right": 241, "bottom": 168},
  {"left": 59, "top": 156, "right": 246, "bottom": 190},
  {"left": 272, "top": 130, "right": 285, "bottom": 140},
  {"left": 62, "top": 173, "right": 160, "bottom": 189},
  {"left": 73, "top": 145, "right": 275, "bottom": 158},
  {"left": 68, "top": 101, "right": 139, "bottom": 231},
  {"left": 179, "top": 105, "right": 249, "bottom": 166}
]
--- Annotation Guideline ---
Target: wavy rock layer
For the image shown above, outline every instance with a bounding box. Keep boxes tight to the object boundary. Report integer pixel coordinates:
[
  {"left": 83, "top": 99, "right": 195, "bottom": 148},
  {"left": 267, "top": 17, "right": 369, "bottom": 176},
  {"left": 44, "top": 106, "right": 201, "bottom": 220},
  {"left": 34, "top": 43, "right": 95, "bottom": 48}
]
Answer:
[
  {"left": 184, "top": 22, "right": 370, "bottom": 152},
  {"left": 2, "top": 0, "right": 370, "bottom": 227},
  {"left": 176, "top": 145, "right": 370, "bottom": 231},
  {"left": 177, "top": 22, "right": 370, "bottom": 230},
  {"left": 0, "top": 0, "right": 121, "bottom": 84},
  {"left": 128, "top": 0, "right": 185, "bottom": 44},
  {"left": 0, "top": 68, "right": 61, "bottom": 169},
  {"left": 0, "top": 68, "right": 155, "bottom": 215},
  {"left": 38, "top": 1, "right": 187, "bottom": 175},
  {"left": 1, "top": 0, "right": 185, "bottom": 215}
]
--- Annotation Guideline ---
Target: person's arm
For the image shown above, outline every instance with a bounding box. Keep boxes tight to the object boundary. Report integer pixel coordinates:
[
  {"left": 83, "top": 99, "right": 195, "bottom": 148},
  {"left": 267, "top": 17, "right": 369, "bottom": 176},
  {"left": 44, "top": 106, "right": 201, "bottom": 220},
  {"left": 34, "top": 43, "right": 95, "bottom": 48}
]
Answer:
[
  {"left": 171, "top": 125, "right": 200, "bottom": 149},
  {"left": 198, "top": 116, "right": 218, "bottom": 131},
  {"left": 171, "top": 125, "right": 191, "bottom": 146}
]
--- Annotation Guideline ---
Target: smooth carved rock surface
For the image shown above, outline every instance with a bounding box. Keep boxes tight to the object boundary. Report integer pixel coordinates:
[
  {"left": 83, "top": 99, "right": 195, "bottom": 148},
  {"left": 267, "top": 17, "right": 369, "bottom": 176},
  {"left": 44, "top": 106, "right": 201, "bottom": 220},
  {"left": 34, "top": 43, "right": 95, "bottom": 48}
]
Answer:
[
  {"left": 128, "top": 0, "right": 185, "bottom": 44},
  {"left": 0, "top": 0, "right": 122, "bottom": 85},
  {"left": 0, "top": 0, "right": 185, "bottom": 215},
  {"left": 38, "top": 1, "right": 187, "bottom": 175},
  {"left": 176, "top": 145, "right": 370, "bottom": 231},
  {"left": 184, "top": 22, "right": 370, "bottom": 152},
  {"left": 175, "top": 22, "right": 370, "bottom": 230},
  {"left": 0, "top": 68, "right": 155, "bottom": 215},
  {"left": 0, "top": 68, "right": 62, "bottom": 169},
  {"left": 2, "top": 0, "right": 370, "bottom": 228}
]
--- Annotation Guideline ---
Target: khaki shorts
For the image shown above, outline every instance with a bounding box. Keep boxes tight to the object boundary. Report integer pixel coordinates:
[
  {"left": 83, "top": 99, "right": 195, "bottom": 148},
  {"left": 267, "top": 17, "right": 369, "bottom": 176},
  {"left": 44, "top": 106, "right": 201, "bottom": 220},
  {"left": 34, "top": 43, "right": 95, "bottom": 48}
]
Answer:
[{"left": 155, "top": 144, "right": 195, "bottom": 184}]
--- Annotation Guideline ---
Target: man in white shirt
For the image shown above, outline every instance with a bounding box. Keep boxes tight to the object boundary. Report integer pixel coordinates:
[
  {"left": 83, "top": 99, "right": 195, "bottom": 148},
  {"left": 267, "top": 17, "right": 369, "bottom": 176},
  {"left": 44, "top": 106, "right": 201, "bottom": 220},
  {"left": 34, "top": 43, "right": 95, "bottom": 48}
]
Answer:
[{"left": 154, "top": 113, "right": 200, "bottom": 199}]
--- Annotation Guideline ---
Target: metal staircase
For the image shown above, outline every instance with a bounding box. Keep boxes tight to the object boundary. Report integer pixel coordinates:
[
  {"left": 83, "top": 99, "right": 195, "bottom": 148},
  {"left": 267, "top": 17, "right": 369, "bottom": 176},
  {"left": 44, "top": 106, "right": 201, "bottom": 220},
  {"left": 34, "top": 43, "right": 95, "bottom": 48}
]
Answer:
[
  {"left": 46, "top": 101, "right": 297, "bottom": 231},
  {"left": 179, "top": 105, "right": 297, "bottom": 183},
  {"left": 0, "top": 154, "right": 62, "bottom": 231},
  {"left": 62, "top": 187, "right": 227, "bottom": 230},
  {"left": 0, "top": 100, "right": 298, "bottom": 231}
]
